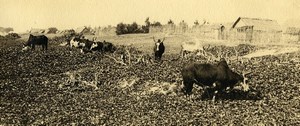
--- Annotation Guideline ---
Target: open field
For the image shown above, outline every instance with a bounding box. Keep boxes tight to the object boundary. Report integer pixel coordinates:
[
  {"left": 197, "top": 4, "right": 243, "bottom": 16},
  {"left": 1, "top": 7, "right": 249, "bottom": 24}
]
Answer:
[{"left": 0, "top": 34, "right": 300, "bottom": 125}]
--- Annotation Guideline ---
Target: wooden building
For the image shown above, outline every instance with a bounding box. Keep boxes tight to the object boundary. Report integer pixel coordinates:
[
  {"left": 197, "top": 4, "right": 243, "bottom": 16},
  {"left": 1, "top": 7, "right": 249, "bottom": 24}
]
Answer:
[
  {"left": 282, "top": 27, "right": 300, "bottom": 42},
  {"left": 231, "top": 17, "right": 282, "bottom": 43}
]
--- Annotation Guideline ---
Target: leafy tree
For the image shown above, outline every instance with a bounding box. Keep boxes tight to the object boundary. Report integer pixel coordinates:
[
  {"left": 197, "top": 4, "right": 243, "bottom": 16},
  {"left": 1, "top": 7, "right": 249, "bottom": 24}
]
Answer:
[
  {"left": 194, "top": 20, "right": 199, "bottom": 26},
  {"left": 48, "top": 27, "right": 58, "bottom": 34},
  {"left": 116, "top": 20, "right": 152, "bottom": 35},
  {"left": 116, "top": 22, "right": 127, "bottom": 35},
  {"left": 142, "top": 17, "right": 151, "bottom": 33},
  {"left": 145, "top": 17, "right": 150, "bottom": 27},
  {"left": 130, "top": 22, "right": 138, "bottom": 33},
  {"left": 168, "top": 19, "right": 174, "bottom": 25},
  {"left": 151, "top": 21, "right": 162, "bottom": 27}
]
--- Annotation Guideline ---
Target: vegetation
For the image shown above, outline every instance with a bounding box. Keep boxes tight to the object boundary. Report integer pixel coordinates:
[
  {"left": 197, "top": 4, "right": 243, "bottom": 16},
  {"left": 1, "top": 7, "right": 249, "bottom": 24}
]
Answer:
[
  {"left": 5, "top": 33, "right": 21, "bottom": 39},
  {"left": 0, "top": 36, "right": 299, "bottom": 125},
  {"left": 47, "top": 27, "right": 58, "bottom": 34},
  {"left": 168, "top": 19, "right": 174, "bottom": 25},
  {"left": 194, "top": 20, "right": 199, "bottom": 26},
  {"left": 0, "top": 33, "right": 21, "bottom": 40},
  {"left": 151, "top": 21, "right": 162, "bottom": 27},
  {"left": 116, "top": 18, "right": 163, "bottom": 35}
]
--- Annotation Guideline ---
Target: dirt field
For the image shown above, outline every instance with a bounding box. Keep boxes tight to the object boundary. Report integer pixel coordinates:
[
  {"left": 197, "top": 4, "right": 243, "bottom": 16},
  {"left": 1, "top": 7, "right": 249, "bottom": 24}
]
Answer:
[{"left": 0, "top": 34, "right": 300, "bottom": 125}]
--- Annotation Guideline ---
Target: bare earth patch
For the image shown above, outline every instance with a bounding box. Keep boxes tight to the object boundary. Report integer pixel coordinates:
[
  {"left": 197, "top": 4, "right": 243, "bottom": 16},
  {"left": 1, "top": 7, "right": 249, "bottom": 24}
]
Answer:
[{"left": 243, "top": 46, "right": 299, "bottom": 58}]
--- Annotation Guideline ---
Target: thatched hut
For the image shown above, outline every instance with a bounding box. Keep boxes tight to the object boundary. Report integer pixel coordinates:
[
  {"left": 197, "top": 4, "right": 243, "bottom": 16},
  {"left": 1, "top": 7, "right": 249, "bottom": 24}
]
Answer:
[
  {"left": 0, "top": 27, "right": 13, "bottom": 36},
  {"left": 75, "top": 26, "right": 95, "bottom": 35}
]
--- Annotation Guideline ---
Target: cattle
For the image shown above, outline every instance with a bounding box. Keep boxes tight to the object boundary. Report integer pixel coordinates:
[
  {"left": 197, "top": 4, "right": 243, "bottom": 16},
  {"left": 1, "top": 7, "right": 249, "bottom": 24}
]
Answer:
[
  {"left": 70, "top": 37, "right": 85, "bottom": 48},
  {"left": 70, "top": 37, "right": 94, "bottom": 49},
  {"left": 181, "top": 58, "right": 244, "bottom": 96},
  {"left": 22, "top": 34, "right": 48, "bottom": 51},
  {"left": 180, "top": 41, "right": 205, "bottom": 58},
  {"left": 80, "top": 47, "right": 93, "bottom": 54},
  {"left": 90, "top": 41, "right": 104, "bottom": 52},
  {"left": 90, "top": 40, "right": 115, "bottom": 53},
  {"left": 102, "top": 40, "right": 116, "bottom": 53},
  {"left": 80, "top": 39, "right": 94, "bottom": 49},
  {"left": 69, "top": 37, "right": 116, "bottom": 53},
  {"left": 153, "top": 37, "right": 165, "bottom": 61}
]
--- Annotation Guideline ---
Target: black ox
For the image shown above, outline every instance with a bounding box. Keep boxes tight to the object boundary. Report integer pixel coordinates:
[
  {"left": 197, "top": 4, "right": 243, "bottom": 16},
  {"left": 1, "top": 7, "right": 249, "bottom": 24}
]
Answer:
[
  {"left": 153, "top": 37, "right": 165, "bottom": 61},
  {"left": 23, "top": 34, "right": 48, "bottom": 50},
  {"left": 181, "top": 58, "right": 244, "bottom": 95},
  {"left": 102, "top": 40, "right": 116, "bottom": 53}
]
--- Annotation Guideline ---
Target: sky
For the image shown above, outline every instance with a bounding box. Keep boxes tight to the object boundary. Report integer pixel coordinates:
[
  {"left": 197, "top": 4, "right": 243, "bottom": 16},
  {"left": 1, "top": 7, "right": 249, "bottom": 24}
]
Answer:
[{"left": 0, "top": 0, "right": 299, "bottom": 32}]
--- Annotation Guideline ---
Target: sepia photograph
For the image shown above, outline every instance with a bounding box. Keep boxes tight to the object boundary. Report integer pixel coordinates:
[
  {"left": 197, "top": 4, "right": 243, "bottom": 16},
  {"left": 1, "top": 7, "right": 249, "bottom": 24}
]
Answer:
[{"left": 0, "top": 0, "right": 299, "bottom": 125}]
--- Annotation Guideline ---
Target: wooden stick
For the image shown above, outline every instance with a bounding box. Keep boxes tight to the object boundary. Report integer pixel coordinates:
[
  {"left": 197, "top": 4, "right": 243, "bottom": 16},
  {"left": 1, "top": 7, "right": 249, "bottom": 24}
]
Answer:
[
  {"left": 104, "top": 54, "right": 127, "bottom": 66},
  {"left": 126, "top": 48, "right": 131, "bottom": 66}
]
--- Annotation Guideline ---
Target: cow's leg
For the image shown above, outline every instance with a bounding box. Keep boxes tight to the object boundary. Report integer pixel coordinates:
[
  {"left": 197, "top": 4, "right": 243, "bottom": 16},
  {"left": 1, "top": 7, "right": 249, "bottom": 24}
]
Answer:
[
  {"left": 45, "top": 44, "right": 48, "bottom": 50},
  {"left": 154, "top": 52, "right": 160, "bottom": 61},
  {"left": 32, "top": 44, "right": 35, "bottom": 50},
  {"left": 214, "top": 81, "right": 227, "bottom": 92},
  {"left": 182, "top": 50, "right": 185, "bottom": 58},
  {"left": 211, "top": 82, "right": 225, "bottom": 100},
  {"left": 182, "top": 80, "right": 193, "bottom": 95},
  {"left": 159, "top": 54, "right": 163, "bottom": 61},
  {"left": 182, "top": 80, "right": 195, "bottom": 101}
]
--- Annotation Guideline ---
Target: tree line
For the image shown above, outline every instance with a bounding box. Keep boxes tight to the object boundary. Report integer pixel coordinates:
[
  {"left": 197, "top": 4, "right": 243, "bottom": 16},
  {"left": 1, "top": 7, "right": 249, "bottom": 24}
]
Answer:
[
  {"left": 116, "top": 18, "right": 178, "bottom": 35},
  {"left": 115, "top": 18, "right": 208, "bottom": 35}
]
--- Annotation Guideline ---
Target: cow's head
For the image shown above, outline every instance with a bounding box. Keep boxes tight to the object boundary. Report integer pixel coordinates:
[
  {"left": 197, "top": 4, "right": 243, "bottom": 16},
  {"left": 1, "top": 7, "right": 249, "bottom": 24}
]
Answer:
[
  {"left": 111, "top": 45, "right": 117, "bottom": 53},
  {"left": 155, "top": 39, "right": 163, "bottom": 51},
  {"left": 232, "top": 71, "right": 244, "bottom": 84},
  {"left": 90, "top": 42, "right": 98, "bottom": 50},
  {"left": 22, "top": 43, "right": 30, "bottom": 51},
  {"left": 155, "top": 42, "right": 160, "bottom": 51},
  {"left": 25, "top": 34, "right": 35, "bottom": 46},
  {"left": 229, "top": 68, "right": 252, "bottom": 92},
  {"left": 78, "top": 42, "right": 86, "bottom": 48}
]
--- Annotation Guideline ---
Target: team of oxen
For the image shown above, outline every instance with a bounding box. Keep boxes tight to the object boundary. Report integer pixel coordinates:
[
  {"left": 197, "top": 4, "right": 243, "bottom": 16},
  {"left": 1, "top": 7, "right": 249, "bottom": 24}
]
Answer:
[
  {"left": 69, "top": 36, "right": 116, "bottom": 53},
  {"left": 21, "top": 34, "right": 117, "bottom": 54},
  {"left": 21, "top": 34, "right": 250, "bottom": 99}
]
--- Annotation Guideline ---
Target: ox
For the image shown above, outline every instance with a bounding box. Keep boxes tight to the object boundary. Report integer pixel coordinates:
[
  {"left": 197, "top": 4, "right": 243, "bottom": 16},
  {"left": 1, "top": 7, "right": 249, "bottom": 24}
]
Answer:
[
  {"left": 181, "top": 58, "right": 244, "bottom": 96},
  {"left": 22, "top": 34, "right": 48, "bottom": 51},
  {"left": 80, "top": 39, "right": 94, "bottom": 49},
  {"left": 180, "top": 41, "right": 205, "bottom": 58},
  {"left": 153, "top": 37, "right": 165, "bottom": 61},
  {"left": 90, "top": 41, "right": 104, "bottom": 52},
  {"left": 69, "top": 37, "right": 95, "bottom": 49},
  {"left": 102, "top": 40, "right": 116, "bottom": 53},
  {"left": 70, "top": 37, "right": 85, "bottom": 48}
]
